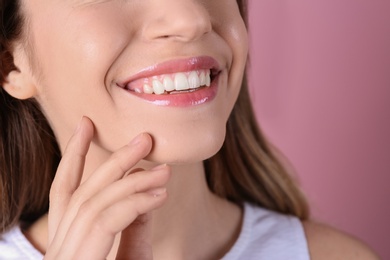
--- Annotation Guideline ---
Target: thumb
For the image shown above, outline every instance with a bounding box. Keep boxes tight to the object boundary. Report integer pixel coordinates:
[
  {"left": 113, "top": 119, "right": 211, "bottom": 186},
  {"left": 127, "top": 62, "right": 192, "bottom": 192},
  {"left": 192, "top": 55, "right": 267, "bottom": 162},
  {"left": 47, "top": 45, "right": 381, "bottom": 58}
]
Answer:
[{"left": 116, "top": 213, "right": 153, "bottom": 260}]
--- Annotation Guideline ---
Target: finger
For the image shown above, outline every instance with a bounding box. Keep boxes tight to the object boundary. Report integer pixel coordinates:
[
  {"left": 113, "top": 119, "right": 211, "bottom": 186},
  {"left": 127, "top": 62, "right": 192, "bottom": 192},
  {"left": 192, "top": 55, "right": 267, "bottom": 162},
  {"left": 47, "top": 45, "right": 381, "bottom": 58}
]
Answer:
[
  {"left": 51, "top": 133, "right": 153, "bottom": 248},
  {"left": 75, "top": 132, "right": 153, "bottom": 201},
  {"left": 128, "top": 167, "right": 145, "bottom": 175},
  {"left": 56, "top": 190, "right": 167, "bottom": 260},
  {"left": 56, "top": 164, "right": 168, "bottom": 242},
  {"left": 48, "top": 116, "right": 94, "bottom": 243},
  {"left": 79, "top": 165, "right": 170, "bottom": 215}
]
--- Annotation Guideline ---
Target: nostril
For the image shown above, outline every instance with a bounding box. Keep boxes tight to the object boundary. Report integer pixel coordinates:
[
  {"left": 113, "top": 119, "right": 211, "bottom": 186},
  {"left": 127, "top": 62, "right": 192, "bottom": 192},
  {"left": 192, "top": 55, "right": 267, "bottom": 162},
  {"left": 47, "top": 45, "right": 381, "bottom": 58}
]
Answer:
[{"left": 141, "top": 3, "right": 212, "bottom": 43}]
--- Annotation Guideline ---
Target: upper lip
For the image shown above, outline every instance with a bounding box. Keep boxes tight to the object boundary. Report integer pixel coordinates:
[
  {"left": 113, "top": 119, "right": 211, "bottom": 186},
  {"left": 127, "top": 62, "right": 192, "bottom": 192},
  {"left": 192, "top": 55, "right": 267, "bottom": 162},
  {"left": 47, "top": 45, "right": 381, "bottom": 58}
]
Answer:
[{"left": 116, "top": 56, "right": 222, "bottom": 88}]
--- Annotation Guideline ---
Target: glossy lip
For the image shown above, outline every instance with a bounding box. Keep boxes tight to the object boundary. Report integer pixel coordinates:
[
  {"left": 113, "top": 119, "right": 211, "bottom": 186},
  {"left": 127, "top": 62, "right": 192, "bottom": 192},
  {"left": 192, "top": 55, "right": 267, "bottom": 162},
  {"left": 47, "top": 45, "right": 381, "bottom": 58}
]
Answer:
[
  {"left": 116, "top": 56, "right": 222, "bottom": 107},
  {"left": 117, "top": 56, "right": 222, "bottom": 87}
]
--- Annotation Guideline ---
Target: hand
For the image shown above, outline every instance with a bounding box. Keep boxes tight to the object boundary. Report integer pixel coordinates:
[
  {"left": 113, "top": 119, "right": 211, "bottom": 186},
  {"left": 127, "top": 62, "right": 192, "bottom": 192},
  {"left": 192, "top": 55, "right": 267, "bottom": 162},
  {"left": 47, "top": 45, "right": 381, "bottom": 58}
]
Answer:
[{"left": 44, "top": 117, "right": 170, "bottom": 259}]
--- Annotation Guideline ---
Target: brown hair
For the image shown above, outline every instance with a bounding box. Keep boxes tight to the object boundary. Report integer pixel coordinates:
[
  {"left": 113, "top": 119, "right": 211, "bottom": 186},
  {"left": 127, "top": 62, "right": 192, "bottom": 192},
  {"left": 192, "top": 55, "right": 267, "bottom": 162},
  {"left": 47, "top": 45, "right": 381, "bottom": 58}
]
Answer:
[
  {"left": 0, "top": 0, "right": 61, "bottom": 233},
  {"left": 0, "top": 0, "right": 308, "bottom": 233},
  {"left": 205, "top": 0, "right": 309, "bottom": 219}
]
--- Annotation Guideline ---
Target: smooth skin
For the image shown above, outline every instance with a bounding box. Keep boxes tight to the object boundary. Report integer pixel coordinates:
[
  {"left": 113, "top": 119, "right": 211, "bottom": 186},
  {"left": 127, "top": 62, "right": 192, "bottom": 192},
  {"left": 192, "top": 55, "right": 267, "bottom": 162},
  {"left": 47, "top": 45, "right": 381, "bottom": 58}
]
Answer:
[
  {"left": 45, "top": 117, "right": 170, "bottom": 259},
  {"left": 37, "top": 117, "right": 380, "bottom": 259},
  {"left": 39, "top": 117, "right": 241, "bottom": 259},
  {"left": 12, "top": 1, "right": 246, "bottom": 258},
  {"left": 4, "top": 0, "right": 380, "bottom": 259}
]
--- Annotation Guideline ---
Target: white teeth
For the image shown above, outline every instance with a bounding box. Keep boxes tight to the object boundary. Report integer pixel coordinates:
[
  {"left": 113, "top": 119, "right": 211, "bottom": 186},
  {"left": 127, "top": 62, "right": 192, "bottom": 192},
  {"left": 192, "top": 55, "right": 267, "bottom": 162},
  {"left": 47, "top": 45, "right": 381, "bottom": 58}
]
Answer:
[
  {"left": 134, "top": 70, "right": 213, "bottom": 95},
  {"left": 163, "top": 77, "right": 175, "bottom": 92},
  {"left": 152, "top": 79, "right": 165, "bottom": 94},
  {"left": 199, "top": 72, "right": 206, "bottom": 86},
  {"left": 143, "top": 84, "right": 154, "bottom": 94},
  {"left": 188, "top": 71, "right": 200, "bottom": 89},
  {"left": 205, "top": 70, "right": 211, "bottom": 87},
  {"left": 174, "top": 73, "right": 189, "bottom": 91}
]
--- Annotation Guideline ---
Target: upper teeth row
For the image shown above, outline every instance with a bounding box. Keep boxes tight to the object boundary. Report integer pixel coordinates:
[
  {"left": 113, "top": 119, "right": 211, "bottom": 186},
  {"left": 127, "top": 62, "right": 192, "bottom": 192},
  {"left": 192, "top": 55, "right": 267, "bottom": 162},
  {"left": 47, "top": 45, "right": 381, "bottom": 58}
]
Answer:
[{"left": 133, "top": 70, "right": 211, "bottom": 95}]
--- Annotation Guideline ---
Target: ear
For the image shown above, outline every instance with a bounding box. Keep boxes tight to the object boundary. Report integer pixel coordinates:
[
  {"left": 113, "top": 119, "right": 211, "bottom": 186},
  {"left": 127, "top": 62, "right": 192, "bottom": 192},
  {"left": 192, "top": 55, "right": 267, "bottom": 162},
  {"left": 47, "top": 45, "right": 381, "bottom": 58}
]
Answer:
[
  {"left": 3, "top": 70, "right": 37, "bottom": 100},
  {"left": 2, "top": 45, "right": 37, "bottom": 100}
]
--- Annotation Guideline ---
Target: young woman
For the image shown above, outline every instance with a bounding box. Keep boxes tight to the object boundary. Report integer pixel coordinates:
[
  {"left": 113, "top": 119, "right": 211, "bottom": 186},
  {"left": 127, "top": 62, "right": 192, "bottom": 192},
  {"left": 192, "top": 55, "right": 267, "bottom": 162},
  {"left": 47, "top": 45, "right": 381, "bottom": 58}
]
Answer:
[{"left": 0, "top": 0, "right": 378, "bottom": 259}]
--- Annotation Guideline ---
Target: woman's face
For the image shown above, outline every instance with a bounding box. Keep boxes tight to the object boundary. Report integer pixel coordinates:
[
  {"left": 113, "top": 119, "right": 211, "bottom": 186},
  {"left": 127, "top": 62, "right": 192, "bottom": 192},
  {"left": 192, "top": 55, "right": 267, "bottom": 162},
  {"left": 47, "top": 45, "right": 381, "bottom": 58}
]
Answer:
[{"left": 21, "top": 0, "right": 248, "bottom": 163}]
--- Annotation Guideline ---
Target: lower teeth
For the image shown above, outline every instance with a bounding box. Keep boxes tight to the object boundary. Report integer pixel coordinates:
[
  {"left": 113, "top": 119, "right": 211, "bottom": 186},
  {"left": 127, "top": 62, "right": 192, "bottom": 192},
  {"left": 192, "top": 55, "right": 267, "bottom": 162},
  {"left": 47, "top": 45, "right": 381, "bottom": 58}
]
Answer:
[{"left": 166, "top": 86, "right": 205, "bottom": 95}]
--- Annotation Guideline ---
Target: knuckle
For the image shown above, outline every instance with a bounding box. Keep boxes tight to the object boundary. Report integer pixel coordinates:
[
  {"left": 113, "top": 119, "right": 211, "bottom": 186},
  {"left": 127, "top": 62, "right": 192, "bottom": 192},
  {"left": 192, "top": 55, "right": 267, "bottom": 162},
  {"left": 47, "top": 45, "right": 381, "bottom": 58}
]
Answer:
[
  {"left": 99, "top": 204, "right": 140, "bottom": 236},
  {"left": 67, "top": 188, "right": 86, "bottom": 209},
  {"left": 94, "top": 211, "right": 116, "bottom": 236},
  {"left": 109, "top": 151, "right": 122, "bottom": 162},
  {"left": 77, "top": 199, "right": 96, "bottom": 218},
  {"left": 124, "top": 196, "right": 142, "bottom": 217},
  {"left": 124, "top": 175, "right": 140, "bottom": 192},
  {"left": 124, "top": 173, "right": 147, "bottom": 194},
  {"left": 109, "top": 153, "right": 129, "bottom": 176}
]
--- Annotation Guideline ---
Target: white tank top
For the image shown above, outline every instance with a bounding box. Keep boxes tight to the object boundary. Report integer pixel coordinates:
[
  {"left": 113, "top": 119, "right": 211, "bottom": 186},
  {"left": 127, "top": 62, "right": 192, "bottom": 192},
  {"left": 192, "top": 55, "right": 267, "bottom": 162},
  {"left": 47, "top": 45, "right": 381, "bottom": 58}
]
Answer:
[
  {"left": 222, "top": 203, "right": 310, "bottom": 259},
  {"left": 0, "top": 203, "right": 310, "bottom": 259}
]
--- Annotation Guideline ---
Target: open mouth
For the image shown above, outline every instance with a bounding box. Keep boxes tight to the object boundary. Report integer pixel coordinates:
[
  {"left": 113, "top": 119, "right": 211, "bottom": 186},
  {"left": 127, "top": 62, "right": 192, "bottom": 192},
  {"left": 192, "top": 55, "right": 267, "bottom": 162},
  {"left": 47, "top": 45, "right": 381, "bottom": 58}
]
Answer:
[
  {"left": 123, "top": 69, "right": 220, "bottom": 95},
  {"left": 115, "top": 56, "right": 222, "bottom": 106}
]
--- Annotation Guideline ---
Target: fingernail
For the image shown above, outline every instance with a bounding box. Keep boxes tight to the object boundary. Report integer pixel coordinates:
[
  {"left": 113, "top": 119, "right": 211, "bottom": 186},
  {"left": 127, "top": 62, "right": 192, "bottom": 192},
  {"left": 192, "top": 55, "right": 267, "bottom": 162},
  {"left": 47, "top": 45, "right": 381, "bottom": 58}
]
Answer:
[
  {"left": 147, "top": 187, "right": 166, "bottom": 197},
  {"left": 151, "top": 164, "right": 167, "bottom": 171},
  {"left": 128, "top": 133, "right": 144, "bottom": 146}
]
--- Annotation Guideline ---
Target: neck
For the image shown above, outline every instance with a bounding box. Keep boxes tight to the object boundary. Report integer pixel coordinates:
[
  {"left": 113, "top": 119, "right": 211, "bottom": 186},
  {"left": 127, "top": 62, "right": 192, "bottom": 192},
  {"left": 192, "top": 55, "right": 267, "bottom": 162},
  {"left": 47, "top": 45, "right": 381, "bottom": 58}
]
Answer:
[
  {"left": 25, "top": 145, "right": 242, "bottom": 259},
  {"left": 149, "top": 162, "right": 242, "bottom": 259}
]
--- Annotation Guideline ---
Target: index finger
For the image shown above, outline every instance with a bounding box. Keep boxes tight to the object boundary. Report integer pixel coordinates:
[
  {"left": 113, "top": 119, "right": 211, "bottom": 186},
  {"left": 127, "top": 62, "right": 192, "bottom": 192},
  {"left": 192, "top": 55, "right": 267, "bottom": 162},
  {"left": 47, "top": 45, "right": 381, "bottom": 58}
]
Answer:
[{"left": 48, "top": 116, "right": 94, "bottom": 243}]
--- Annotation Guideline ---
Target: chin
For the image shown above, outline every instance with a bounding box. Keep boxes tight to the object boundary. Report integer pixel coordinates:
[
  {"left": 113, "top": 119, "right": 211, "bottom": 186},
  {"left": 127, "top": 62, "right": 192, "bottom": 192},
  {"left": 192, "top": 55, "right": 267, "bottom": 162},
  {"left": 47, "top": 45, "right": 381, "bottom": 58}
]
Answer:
[{"left": 145, "top": 128, "right": 226, "bottom": 165}]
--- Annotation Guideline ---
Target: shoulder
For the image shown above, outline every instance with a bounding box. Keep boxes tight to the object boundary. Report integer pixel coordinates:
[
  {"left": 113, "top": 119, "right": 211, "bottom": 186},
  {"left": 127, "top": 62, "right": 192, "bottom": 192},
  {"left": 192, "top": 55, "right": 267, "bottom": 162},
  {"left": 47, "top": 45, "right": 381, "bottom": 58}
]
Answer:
[
  {"left": 302, "top": 221, "right": 380, "bottom": 260},
  {"left": 0, "top": 225, "right": 43, "bottom": 259},
  {"left": 223, "top": 204, "right": 310, "bottom": 260},
  {"left": 0, "top": 226, "right": 24, "bottom": 258}
]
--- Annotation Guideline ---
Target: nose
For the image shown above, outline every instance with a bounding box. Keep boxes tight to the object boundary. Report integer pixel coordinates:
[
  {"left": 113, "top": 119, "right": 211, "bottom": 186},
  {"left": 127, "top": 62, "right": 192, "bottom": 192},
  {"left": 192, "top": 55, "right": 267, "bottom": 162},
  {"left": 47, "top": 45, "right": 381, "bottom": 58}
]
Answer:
[{"left": 142, "top": 0, "right": 212, "bottom": 42}]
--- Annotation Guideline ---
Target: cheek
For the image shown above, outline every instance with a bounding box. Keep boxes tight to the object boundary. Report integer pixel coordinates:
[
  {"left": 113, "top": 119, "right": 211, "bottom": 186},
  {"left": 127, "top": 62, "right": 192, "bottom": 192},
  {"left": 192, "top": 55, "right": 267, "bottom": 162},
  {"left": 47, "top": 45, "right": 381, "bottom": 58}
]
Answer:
[
  {"left": 29, "top": 1, "right": 246, "bottom": 164},
  {"left": 211, "top": 4, "right": 248, "bottom": 104},
  {"left": 34, "top": 7, "right": 128, "bottom": 91},
  {"left": 29, "top": 5, "right": 133, "bottom": 141}
]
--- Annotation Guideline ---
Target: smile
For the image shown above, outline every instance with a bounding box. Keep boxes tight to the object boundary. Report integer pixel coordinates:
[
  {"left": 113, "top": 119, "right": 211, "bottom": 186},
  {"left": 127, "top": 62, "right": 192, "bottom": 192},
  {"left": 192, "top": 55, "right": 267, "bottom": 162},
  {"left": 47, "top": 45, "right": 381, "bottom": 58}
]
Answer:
[
  {"left": 126, "top": 69, "right": 213, "bottom": 95},
  {"left": 117, "top": 56, "right": 222, "bottom": 107}
]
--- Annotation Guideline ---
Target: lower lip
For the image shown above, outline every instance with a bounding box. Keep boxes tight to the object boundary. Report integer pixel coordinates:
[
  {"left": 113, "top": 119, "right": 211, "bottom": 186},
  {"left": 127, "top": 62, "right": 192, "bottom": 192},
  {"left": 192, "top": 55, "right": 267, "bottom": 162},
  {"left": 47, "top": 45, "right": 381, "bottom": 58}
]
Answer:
[{"left": 122, "top": 76, "right": 219, "bottom": 107}]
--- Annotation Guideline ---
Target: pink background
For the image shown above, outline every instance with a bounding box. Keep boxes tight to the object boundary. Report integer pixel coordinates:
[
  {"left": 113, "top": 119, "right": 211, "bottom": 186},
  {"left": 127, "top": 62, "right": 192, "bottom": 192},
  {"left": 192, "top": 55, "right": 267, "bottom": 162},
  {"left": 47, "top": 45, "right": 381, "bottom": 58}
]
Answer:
[{"left": 247, "top": 0, "right": 390, "bottom": 258}]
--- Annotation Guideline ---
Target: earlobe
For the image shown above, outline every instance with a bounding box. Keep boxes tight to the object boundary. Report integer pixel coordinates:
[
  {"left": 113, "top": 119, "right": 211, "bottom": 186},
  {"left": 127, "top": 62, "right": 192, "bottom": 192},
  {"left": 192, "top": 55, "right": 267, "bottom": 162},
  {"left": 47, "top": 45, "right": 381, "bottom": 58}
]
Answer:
[{"left": 2, "top": 69, "right": 37, "bottom": 100}]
